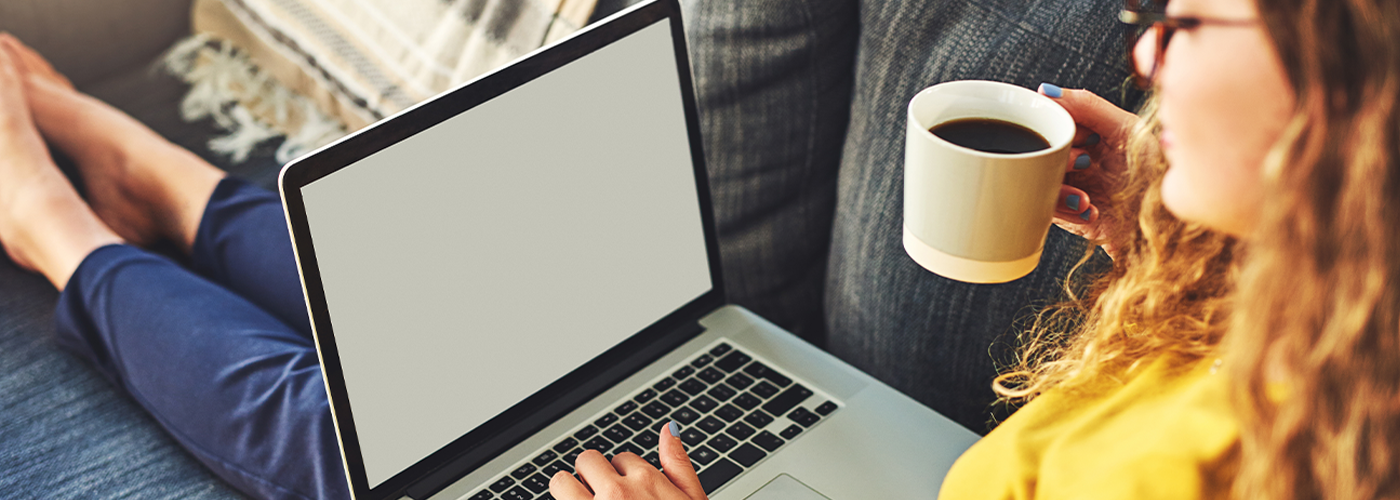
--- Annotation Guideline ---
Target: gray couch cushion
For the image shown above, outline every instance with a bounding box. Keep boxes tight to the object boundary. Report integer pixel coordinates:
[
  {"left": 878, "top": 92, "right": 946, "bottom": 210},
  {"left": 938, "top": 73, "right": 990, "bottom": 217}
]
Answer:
[{"left": 0, "top": 0, "right": 193, "bottom": 89}]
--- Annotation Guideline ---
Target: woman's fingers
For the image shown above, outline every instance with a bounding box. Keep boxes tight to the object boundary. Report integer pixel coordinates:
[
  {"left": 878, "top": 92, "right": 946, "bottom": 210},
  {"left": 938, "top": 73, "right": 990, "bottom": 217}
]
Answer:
[
  {"left": 550, "top": 470, "right": 596, "bottom": 500},
  {"left": 1057, "top": 185, "right": 1090, "bottom": 216},
  {"left": 1066, "top": 147, "right": 1092, "bottom": 172},
  {"left": 610, "top": 451, "right": 657, "bottom": 477},
  {"left": 573, "top": 450, "right": 616, "bottom": 492},
  {"left": 659, "top": 422, "right": 707, "bottom": 499},
  {"left": 1039, "top": 83, "right": 1138, "bottom": 144}
]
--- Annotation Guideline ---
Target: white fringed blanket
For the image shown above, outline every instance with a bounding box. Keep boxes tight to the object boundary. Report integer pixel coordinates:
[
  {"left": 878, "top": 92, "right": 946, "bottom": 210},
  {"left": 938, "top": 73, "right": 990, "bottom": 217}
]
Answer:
[{"left": 165, "top": 0, "right": 597, "bottom": 162}]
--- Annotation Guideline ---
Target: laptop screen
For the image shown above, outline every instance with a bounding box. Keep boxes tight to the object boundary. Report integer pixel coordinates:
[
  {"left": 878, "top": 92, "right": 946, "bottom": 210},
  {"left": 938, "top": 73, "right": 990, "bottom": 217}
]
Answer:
[{"left": 298, "top": 19, "right": 711, "bottom": 487}]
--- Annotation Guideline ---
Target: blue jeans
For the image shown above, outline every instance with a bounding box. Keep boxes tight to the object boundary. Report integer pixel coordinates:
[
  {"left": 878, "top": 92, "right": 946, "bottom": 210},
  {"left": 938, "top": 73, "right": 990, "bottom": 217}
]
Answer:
[
  {"left": 682, "top": 0, "right": 1139, "bottom": 431},
  {"left": 54, "top": 179, "right": 346, "bottom": 500}
]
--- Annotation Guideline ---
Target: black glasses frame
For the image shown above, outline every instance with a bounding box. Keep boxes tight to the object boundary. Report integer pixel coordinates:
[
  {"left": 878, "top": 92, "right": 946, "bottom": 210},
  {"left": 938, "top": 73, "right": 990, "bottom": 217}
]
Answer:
[{"left": 1120, "top": 1, "right": 1258, "bottom": 89}]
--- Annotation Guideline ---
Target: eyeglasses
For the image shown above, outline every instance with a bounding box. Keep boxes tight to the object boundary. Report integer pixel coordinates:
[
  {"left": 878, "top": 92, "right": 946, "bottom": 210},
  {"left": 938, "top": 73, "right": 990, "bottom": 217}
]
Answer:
[{"left": 1120, "top": 0, "right": 1259, "bottom": 89}]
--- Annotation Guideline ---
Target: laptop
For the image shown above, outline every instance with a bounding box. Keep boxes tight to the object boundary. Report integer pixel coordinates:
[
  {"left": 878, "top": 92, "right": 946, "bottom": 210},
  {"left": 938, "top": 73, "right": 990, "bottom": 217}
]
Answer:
[{"left": 278, "top": 1, "right": 979, "bottom": 499}]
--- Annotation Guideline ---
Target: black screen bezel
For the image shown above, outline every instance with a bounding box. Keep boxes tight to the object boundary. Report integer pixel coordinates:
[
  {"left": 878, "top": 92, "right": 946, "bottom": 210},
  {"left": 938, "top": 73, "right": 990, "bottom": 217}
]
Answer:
[{"left": 276, "top": 2, "right": 725, "bottom": 498}]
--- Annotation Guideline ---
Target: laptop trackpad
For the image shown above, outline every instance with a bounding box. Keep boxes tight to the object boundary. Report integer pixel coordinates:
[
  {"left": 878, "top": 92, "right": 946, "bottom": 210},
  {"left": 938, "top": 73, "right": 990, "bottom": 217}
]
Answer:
[{"left": 743, "top": 474, "right": 831, "bottom": 500}]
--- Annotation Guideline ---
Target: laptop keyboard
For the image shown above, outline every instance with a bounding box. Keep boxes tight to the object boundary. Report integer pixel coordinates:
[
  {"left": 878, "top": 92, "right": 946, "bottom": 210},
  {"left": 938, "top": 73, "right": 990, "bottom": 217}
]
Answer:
[{"left": 464, "top": 341, "right": 842, "bottom": 500}]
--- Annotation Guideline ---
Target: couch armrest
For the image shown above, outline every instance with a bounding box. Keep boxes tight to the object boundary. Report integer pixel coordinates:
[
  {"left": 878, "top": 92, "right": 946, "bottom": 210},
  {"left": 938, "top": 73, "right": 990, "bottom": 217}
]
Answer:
[{"left": 0, "top": 0, "right": 192, "bottom": 88}]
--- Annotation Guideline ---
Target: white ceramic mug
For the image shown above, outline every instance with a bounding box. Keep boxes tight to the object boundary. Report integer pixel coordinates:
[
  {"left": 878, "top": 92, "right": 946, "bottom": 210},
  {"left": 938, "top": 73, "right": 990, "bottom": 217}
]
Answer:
[{"left": 903, "top": 80, "right": 1076, "bottom": 283}]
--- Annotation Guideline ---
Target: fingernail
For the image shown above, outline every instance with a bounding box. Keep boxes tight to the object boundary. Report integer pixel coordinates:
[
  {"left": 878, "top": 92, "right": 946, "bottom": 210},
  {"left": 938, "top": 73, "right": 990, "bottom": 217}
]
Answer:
[
  {"left": 668, "top": 421, "right": 680, "bottom": 437},
  {"left": 1085, "top": 133, "right": 1100, "bottom": 146},
  {"left": 1074, "top": 153, "right": 1091, "bottom": 170},
  {"left": 1066, "top": 194, "right": 1081, "bottom": 212},
  {"left": 1039, "top": 83, "right": 1063, "bottom": 98},
  {"left": 1079, "top": 209, "right": 1093, "bottom": 222}
]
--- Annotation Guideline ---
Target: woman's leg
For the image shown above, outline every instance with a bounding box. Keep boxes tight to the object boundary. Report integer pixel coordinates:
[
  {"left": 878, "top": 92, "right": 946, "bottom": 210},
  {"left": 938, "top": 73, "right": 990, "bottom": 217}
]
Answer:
[
  {"left": 52, "top": 245, "right": 346, "bottom": 500},
  {"left": 12, "top": 38, "right": 311, "bottom": 336},
  {"left": 0, "top": 39, "right": 343, "bottom": 499}
]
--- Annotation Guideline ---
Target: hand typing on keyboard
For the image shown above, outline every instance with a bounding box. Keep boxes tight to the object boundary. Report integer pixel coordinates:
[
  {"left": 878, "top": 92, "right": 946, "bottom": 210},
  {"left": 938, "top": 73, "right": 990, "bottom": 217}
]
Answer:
[{"left": 549, "top": 421, "right": 708, "bottom": 500}]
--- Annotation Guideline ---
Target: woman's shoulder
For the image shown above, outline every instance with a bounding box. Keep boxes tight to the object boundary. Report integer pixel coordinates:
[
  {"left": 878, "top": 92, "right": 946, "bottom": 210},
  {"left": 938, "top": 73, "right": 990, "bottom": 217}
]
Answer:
[{"left": 937, "top": 355, "right": 1238, "bottom": 500}]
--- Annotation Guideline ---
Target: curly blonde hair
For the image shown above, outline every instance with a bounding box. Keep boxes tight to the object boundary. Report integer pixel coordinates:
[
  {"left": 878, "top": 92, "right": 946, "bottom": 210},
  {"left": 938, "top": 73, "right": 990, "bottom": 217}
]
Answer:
[{"left": 995, "top": 1, "right": 1400, "bottom": 498}]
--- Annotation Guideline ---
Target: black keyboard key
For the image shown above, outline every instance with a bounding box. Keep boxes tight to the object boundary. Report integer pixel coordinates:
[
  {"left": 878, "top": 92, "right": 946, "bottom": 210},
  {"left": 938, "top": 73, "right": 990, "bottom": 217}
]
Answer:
[
  {"left": 523, "top": 473, "right": 551, "bottom": 494},
  {"left": 641, "top": 401, "right": 671, "bottom": 419},
  {"left": 535, "top": 493, "right": 555, "bottom": 500},
  {"left": 490, "top": 476, "right": 516, "bottom": 493},
  {"left": 632, "top": 431, "right": 659, "bottom": 449},
  {"left": 751, "top": 381, "right": 779, "bottom": 399},
  {"left": 697, "top": 416, "right": 726, "bottom": 434},
  {"left": 673, "top": 366, "right": 696, "bottom": 380},
  {"left": 733, "top": 393, "right": 761, "bottom": 410},
  {"left": 707, "top": 434, "right": 738, "bottom": 453},
  {"left": 751, "top": 431, "right": 785, "bottom": 452},
  {"left": 691, "top": 354, "right": 714, "bottom": 368},
  {"left": 622, "top": 412, "right": 652, "bottom": 431},
  {"left": 725, "top": 422, "right": 756, "bottom": 441},
  {"left": 573, "top": 425, "right": 598, "bottom": 441},
  {"left": 604, "top": 424, "right": 633, "bottom": 443},
  {"left": 634, "top": 389, "right": 658, "bottom": 403},
  {"left": 615, "top": 442, "right": 644, "bottom": 457},
  {"left": 671, "top": 407, "right": 701, "bottom": 425},
  {"left": 643, "top": 452, "right": 662, "bottom": 469},
  {"left": 511, "top": 463, "right": 537, "bottom": 480},
  {"left": 689, "top": 395, "right": 718, "bottom": 413},
  {"left": 532, "top": 450, "right": 557, "bottom": 467},
  {"left": 542, "top": 460, "right": 569, "bottom": 477},
  {"left": 706, "top": 384, "right": 737, "bottom": 402},
  {"left": 779, "top": 424, "right": 803, "bottom": 439},
  {"left": 714, "top": 352, "right": 752, "bottom": 372},
  {"left": 691, "top": 445, "right": 719, "bottom": 465},
  {"left": 696, "top": 368, "right": 725, "bottom": 384},
  {"left": 469, "top": 490, "right": 494, "bottom": 500},
  {"left": 743, "top": 410, "right": 774, "bottom": 429},
  {"left": 725, "top": 373, "right": 755, "bottom": 390},
  {"left": 552, "top": 438, "right": 578, "bottom": 454},
  {"left": 615, "top": 401, "right": 638, "bottom": 415},
  {"left": 729, "top": 443, "right": 767, "bottom": 467},
  {"left": 503, "top": 486, "right": 532, "bottom": 500},
  {"left": 788, "top": 407, "right": 820, "bottom": 427},
  {"left": 679, "top": 378, "right": 709, "bottom": 396},
  {"left": 562, "top": 448, "right": 583, "bottom": 466},
  {"left": 815, "top": 401, "right": 838, "bottom": 416},
  {"left": 698, "top": 458, "right": 743, "bottom": 493},
  {"left": 594, "top": 413, "right": 619, "bottom": 428},
  {"left": 762, "top": 384, "right": 812, "bottom": 417},
  {"left": 679, "top": 427, "right": 708, "bottom": 446},
  {"left": 715, "top": 404, "right": 744, "bottom": 422},
  {"left": 653, "top": 377, "right": 677, "bottom": 392},
  {"left": 742, "top": 361, "right": 792, "bottom": 387},
  {"left": 660, "top": 390, "right": 691, "bottom": 407},
  {"left": 709, "top": 343, "right": 733, "bottom": 357},
  {"left": 583, "top": 436, "right": 615, "bottom": 453}
]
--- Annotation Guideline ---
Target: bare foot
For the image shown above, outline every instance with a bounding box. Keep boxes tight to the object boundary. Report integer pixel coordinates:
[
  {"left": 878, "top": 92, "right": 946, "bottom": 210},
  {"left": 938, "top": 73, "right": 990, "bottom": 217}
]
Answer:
[
  {"left": 11, "top": 42, "right": 223, "bottom": 253},
  {"left": 0, "top": 44, "right": 123, "bottom": 289},
  {"left": 0, "top": 34, "right": 72, "bottom": 90}
]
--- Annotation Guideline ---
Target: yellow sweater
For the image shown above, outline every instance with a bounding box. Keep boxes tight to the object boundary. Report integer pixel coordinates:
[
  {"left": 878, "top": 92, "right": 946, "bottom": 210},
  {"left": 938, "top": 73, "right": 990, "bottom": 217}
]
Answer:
[{"left": 938, "top": 356, "right": 1239, "bottom": 499}]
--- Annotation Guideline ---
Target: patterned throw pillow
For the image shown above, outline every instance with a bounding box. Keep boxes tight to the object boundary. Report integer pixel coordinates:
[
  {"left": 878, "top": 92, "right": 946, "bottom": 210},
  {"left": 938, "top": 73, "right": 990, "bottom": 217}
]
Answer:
[{"left": 165, "top": 0, "right": 597, "bottom": 162}]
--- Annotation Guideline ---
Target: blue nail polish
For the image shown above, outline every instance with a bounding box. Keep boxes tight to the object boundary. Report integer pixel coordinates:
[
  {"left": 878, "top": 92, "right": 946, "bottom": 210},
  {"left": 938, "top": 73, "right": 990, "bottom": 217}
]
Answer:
[
  {"left": 1085, "top": 133, "right": 1101, "bottom": 146},
  {"left": 1074, "top": 153, "right": 1091, "bottom": 170},
  {"left": 1079, "top": 210, "right": 1093, "bottom": 222},
  {"left": 1039, "top": 83, "right": 1063, "bottom": 98},
  {"left": 668, "top": 421, "right": 680, "bottom": 437},
  {"left": 1066, "top": 195, "right": 1081, "bottom": 212}
]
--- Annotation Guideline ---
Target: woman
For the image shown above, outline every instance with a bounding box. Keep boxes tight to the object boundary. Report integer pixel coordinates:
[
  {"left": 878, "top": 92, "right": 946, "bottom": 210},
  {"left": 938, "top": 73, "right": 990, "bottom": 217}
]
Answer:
[{"left": 546, "top": 0, "right": 1400, "bottom": 498}]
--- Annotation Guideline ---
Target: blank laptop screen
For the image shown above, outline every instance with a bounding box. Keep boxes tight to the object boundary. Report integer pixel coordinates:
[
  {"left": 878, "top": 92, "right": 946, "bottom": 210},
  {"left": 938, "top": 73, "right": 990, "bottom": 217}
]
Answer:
[{"left": 299, "top": 20, "right": 711, "bottom": 487}]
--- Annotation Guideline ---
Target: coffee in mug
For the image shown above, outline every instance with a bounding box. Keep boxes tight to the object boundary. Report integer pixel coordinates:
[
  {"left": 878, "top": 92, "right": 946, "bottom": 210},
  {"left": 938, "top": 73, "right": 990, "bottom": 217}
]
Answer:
[{"left": 903, "top": 80, "right": 1075, "bottom": 283}]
